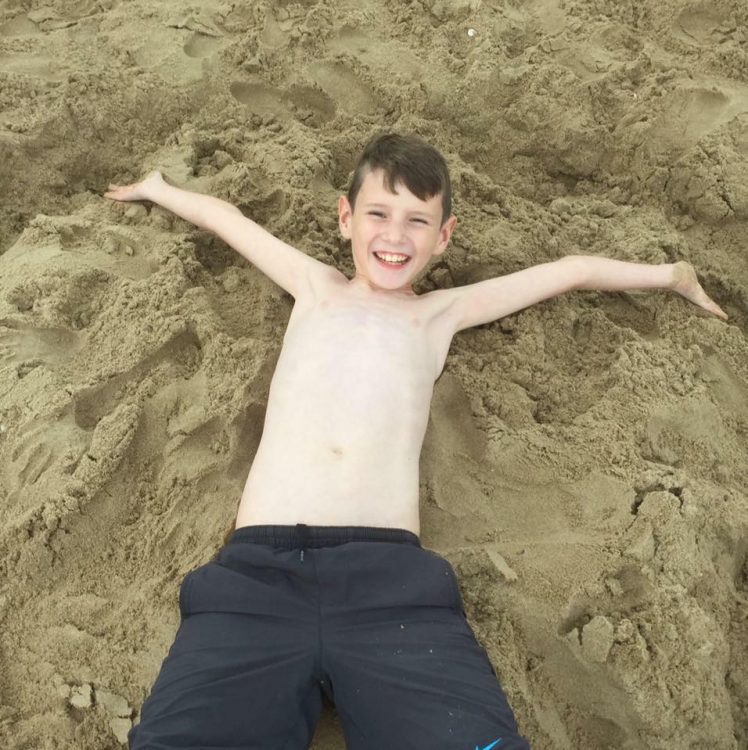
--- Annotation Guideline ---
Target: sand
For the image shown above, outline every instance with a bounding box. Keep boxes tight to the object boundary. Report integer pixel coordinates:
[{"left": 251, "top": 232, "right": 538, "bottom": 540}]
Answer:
[{"left": 0, "top": 0, "right": 747, "bottom": 747}]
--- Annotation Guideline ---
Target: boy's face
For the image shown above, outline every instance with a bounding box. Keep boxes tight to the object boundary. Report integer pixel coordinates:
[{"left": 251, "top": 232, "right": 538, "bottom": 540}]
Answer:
[{"left": 338, "top": 168, "right": 457, "bottom": 295}]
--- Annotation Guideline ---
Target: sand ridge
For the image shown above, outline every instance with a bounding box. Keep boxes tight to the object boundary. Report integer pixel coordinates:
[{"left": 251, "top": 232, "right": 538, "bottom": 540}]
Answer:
[{"left": 0, "top": 0, "right": 747, "bottom": 747}]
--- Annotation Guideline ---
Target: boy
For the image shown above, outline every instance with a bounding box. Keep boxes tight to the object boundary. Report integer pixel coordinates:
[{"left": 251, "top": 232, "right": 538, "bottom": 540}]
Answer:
[{"left": 105, "top": 133, "right": 726, "bottom": 750}]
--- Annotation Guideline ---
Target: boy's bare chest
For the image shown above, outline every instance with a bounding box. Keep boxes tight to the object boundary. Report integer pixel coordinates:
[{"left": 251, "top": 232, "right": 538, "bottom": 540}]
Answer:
[{"left": 279, "top": 281, "right": 456, "bottom": 388}]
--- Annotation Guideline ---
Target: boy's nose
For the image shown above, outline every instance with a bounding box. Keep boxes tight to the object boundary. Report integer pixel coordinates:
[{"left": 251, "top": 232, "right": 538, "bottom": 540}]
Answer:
[{"left": 383, "top": 222, "right": 405, "bottom": 244}]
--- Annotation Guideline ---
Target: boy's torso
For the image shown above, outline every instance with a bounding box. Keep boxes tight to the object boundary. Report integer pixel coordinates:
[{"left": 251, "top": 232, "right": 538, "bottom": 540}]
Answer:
[{"left": 235, "top": 267, "right": 460, "bottom": 536}]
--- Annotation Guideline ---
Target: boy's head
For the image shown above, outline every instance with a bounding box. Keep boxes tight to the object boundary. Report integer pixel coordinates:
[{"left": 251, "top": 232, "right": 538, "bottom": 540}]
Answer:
[
  {"left": 347, "top": 133, "right": 452, "bottom": 225},
  {"left": 338, "top": 133, "right": 457, "bottom": 295}
]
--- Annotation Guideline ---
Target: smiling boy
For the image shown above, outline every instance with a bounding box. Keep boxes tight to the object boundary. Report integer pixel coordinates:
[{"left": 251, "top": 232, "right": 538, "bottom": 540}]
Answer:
[{"left": 106, "top": 133, "right": 725, "bottom": 750}]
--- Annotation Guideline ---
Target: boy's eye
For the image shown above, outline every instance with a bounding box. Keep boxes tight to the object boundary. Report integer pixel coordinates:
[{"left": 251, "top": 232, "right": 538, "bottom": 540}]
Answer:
[{"left": 366, "top": 211, "right": 427, "bottom": 224}]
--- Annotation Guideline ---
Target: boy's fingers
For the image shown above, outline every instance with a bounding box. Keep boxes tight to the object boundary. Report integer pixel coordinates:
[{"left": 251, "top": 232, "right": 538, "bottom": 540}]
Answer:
[
  {"left": 703, "top": 292, "right": 727, "bottom": 319},
  {"left": 704, "top": 298, "right": 727, "bottom": 319}
]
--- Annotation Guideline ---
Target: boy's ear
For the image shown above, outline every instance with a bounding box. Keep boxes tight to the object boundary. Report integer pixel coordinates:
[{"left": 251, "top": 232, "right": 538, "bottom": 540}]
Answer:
[
  {"left": 433, "top": 215, "right": 457, "bottom": 256},
  {"left": 338, "top": 195, "right": 353, "bottom": 239}
]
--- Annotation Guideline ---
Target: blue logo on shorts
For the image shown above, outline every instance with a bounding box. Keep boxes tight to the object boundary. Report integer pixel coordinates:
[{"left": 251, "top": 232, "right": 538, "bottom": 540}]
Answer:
[{"left": 475, "top": 739, "right": 502, "bottom": 750}]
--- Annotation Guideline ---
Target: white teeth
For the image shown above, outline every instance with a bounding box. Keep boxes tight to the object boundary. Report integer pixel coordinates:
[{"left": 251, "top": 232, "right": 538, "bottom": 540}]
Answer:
[{"left": 375, "top": 252, "right": 409, "bottom": 263}]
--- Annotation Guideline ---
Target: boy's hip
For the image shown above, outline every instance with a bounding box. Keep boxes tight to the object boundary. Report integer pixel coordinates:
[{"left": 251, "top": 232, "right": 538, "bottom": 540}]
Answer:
[{"left": 180, "top": 524, "right": 463, "bottom": 619}]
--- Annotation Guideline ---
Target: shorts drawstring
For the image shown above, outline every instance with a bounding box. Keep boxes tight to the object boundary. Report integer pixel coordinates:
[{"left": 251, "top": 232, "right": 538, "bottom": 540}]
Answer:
[{"left": 296, "top": 523, "right": 310, "bottom": 562}]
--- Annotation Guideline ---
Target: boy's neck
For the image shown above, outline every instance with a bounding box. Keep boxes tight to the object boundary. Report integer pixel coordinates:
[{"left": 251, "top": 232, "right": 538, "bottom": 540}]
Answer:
[{"left": 350, "top": 274, "right": 418, "bottom": 298}]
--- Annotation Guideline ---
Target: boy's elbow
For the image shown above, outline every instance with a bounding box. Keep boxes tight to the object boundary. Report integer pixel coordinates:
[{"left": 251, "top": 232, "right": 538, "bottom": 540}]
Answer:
[{"left": 559, "top": 254, "right": 588, "bottom": 290}]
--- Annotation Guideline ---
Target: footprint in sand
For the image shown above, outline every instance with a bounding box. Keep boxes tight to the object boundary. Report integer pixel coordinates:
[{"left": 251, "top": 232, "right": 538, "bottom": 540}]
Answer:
[
  {"left": 327, "top": 26, "right": 424, "bottom": 80},
  {"left": 127, "top": 14, "right": 225, "bottom": 85},
  {"left": 307, "top": 62, "right": 380, "bottom": 116},
  {"left": 641, "top": 398, "right": 726, "bottom": 467},
  {"left": 183, "top": 33, "right": 222, "bottom": 60},
  {"left": 0, "top": 11, "right": 66, "bottom": 81},
  {"left": 7, "top": 411, "right": 88, "bottom": 499},
  {"left": 4, "top": 215, "right": 152, "bottom": 287},
  {"left": 284, "top": 84, "right": 338, "bottom": 127},
  {"left": 72, "top": 326, "right": 203, "bottom": 430},
  {"left": 38, "top": 215, "right": 143, "bottom": 259},
  {"left": 673, "top": 5, "right": 731, "bottom": 46},
  {"left": 3, "top": 326, "right": 204, "bottom": 532},
  {"left": 551, "top": 24, "right": 642, "bottom": 81},
  {"left": 648, "top": 84, "right": 748, "bottom": 157},
  {"left": 11, "top": 422, "right": 59, "bottom": 488},
  {"left": 229, "top": 80, "right": 336, "bottom": 128},
  {"left": 0, "top": 325, "right": 82, "bottom": 375},
  {"left": 230, "top": 63, "right": 378, "bottom": 128},
  {"left": 696, "top": 350, "right": 748, "bottom": 420}
]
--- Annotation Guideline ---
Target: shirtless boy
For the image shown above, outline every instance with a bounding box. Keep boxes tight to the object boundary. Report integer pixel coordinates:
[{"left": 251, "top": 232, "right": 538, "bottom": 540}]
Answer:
[{"left": 105, "top": 133, "right": 726, "bottom": 750}]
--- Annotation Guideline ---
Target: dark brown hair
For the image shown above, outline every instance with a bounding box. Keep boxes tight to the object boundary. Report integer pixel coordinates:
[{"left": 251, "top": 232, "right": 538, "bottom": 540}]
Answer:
[{"left": 347, "top": 133, "right": 452, "bottom": 225}]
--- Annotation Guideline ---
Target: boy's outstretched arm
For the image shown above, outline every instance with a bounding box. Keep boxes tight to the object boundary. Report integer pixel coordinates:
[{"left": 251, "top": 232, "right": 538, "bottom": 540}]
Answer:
[
  {"left": 443, "top": 254, "right": 727, "bottom": 333},
  {"left": 104, "top": 171, "right": 337, "bottom": 299},
  {"left": 577, "top": 256, "right": 727, "bottom": 319}
]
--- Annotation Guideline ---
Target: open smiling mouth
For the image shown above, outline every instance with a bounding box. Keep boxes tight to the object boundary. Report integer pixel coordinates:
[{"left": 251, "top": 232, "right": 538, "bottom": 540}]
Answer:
[{"left": 373, "top": 251, "right": 411, "bottom": 268}]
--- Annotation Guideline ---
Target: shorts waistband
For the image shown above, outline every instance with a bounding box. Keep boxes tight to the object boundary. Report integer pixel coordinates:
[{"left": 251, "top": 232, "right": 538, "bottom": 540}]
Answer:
[{"left": 228, "top": 524, "right": 421, "bottom": 549}]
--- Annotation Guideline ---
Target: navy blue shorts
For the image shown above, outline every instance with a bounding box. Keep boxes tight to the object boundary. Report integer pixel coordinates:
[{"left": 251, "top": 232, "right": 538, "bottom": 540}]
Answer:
[{"left": 128, "top": 524, "right": 530, "bottom": 749}]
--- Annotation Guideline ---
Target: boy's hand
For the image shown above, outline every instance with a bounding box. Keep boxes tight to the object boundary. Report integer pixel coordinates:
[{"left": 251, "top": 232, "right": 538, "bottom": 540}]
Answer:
[
  {"left": 671, "top": 261, "right": 728, "bottom": 320},
  {"left": 104, "top": 170, "right": 165, "bottom": 203}
]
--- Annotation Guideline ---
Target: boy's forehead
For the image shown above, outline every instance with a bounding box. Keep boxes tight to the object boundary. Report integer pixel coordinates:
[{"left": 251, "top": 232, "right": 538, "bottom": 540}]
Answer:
[{"left": 359, "top": 169, "right": 441, "bottom": 214}]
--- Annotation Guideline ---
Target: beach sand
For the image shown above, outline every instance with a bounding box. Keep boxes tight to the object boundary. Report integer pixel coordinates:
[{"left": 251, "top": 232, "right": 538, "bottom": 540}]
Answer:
[{"left": 0, "top": 0, "right": 746, "bottom": 747}]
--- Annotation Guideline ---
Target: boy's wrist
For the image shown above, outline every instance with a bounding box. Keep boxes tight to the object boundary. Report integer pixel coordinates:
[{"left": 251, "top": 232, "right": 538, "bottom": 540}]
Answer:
[
  {"left": 669, "top": 261, "right": 686, "bottom": 291},
  {"left": 671, "top": 260, "right": 704, "bottom": 294},
  {"left": 142, "top": 178, "right": 169, "bottom": 204}
]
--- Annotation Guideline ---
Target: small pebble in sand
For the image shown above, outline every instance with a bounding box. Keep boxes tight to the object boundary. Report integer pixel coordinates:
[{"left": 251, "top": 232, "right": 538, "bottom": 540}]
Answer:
[
  {"left": 467, "top": 28, "right": 477, "bottom": 37},
  {"left": 69, "top": 683, "right": 93, "bottom": 709},
  {"left": 581, "top": 616, "right": 615, "bottom": 663},
  {"left": 110, "top": 717, "right": 132, "bottom": 745},
  {"left": 484, "top": 546, "right": 518, "bottom": 583},
  {"left": 95, "top": 688, "right": 131, "bottom": 718}
]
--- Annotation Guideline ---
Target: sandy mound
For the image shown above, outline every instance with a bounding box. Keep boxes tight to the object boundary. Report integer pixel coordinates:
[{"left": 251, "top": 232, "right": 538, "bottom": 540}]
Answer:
[{"left": 0, "top": 0, "right": 746, "bottom": 747}]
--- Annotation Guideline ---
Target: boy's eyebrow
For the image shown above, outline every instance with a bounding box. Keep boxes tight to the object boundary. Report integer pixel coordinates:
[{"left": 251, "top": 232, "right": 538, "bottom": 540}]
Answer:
[{"left": 363, "top": 202, "right": 433, "bottom": 218}]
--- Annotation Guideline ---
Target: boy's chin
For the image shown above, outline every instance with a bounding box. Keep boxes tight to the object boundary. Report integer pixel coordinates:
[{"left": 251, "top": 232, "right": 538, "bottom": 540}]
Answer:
[{"left": 377, "top": 271, "right": 422, "bottom": 294}]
